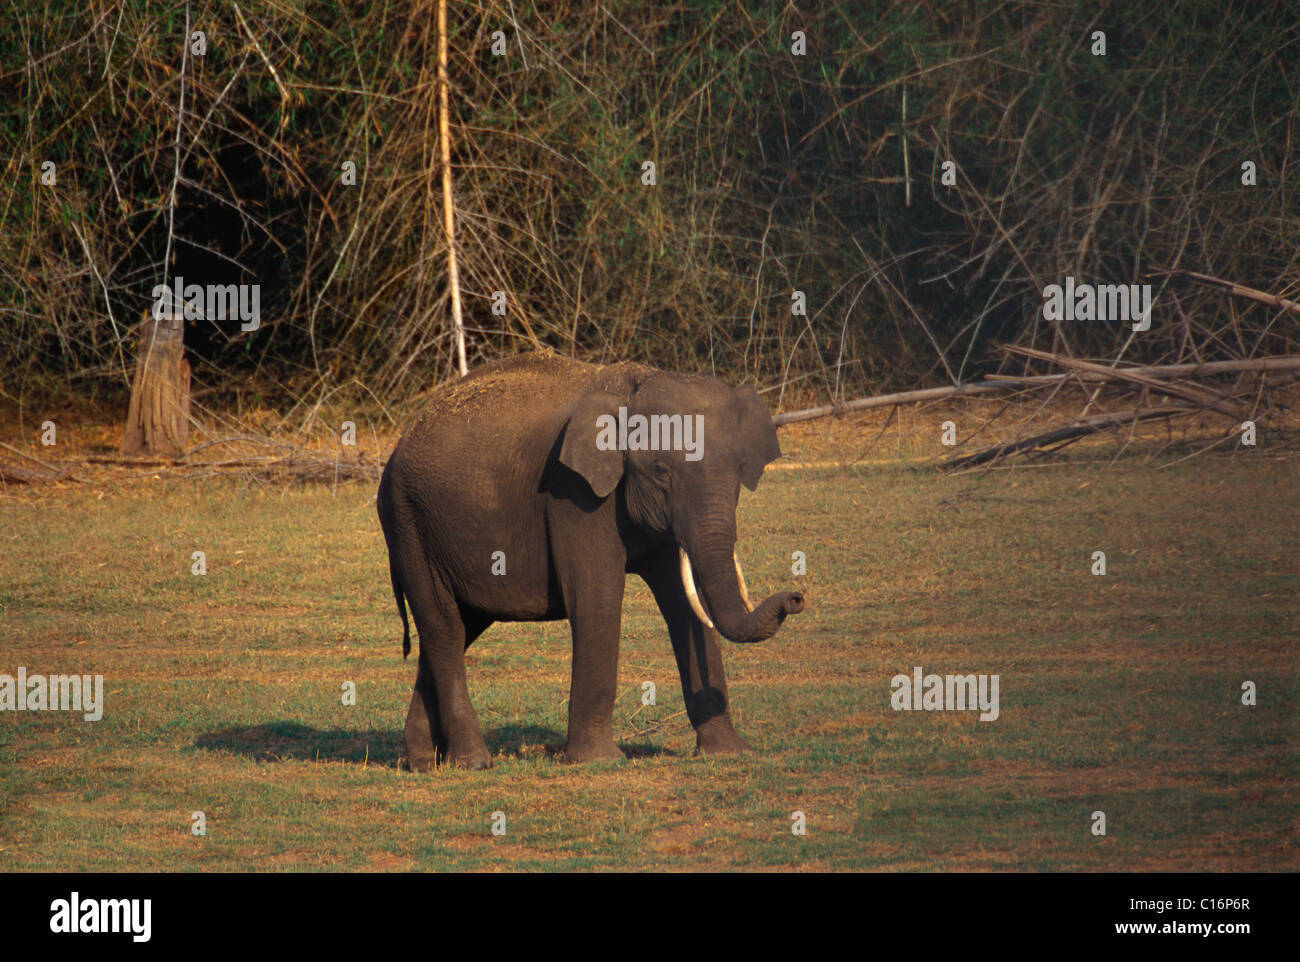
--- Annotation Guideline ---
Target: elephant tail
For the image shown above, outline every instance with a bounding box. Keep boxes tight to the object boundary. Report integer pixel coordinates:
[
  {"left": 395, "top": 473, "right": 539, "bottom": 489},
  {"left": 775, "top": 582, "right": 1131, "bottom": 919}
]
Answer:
[
  {"left": 390, "top": 556, "right": 411, "bottom": 658},
  {"left": 377, "top": 458, "right": 412, "bottom": 658}
]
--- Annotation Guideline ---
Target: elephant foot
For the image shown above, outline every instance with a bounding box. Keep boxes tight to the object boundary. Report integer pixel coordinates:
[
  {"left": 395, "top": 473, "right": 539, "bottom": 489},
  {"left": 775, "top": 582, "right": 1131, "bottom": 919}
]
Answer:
[
  {"left": 403, "top": 683, "right": 447, "bottom": 772},
  {"left": 446, "top": 753, "right": 492, "bottom": 770},
  {"left": 403, "top": 749, "right": 439, "bottom": 773},
  {"left": 562, "top": 736, "right": 626, "bottom": 764},
  {"left": 404, "top": 735, "right": 490, "bottom": 771},
  {"left": 402, "top": 731, "right": 445, "bottom": 773},
  {"left": 445, "top": 736, "right": 493, "bottom": 770},
  {"left": 695, "top": 717, "right": 754, "bottom": 755}
]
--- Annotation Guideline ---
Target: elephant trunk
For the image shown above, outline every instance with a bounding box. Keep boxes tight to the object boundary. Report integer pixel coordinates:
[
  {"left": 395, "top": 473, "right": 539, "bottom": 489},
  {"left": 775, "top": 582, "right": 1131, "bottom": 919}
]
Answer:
[{"left": 678, "top": 537, "right": 804, "bottom": 645}]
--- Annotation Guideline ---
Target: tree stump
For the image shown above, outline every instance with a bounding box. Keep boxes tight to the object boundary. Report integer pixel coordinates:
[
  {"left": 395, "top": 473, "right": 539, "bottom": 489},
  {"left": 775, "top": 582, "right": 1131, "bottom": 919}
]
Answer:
[{"left": 121, "top": 309, "right": 191, "bottom": 458}]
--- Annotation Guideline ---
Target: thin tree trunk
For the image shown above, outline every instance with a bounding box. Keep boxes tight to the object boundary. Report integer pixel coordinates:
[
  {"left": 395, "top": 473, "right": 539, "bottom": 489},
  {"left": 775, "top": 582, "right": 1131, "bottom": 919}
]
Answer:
[{"left": 438, "top": 0, "right": 468, "bottom": 376}]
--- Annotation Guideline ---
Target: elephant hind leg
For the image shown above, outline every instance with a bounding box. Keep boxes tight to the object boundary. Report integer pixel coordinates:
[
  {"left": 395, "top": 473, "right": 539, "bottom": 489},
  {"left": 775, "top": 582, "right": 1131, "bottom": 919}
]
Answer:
[
  {"left": 391, "top": 531, "right": 493, "bottom": 770},
  {"left": 400, "top": 608, "right": 491, "bottom": 774},
  {"left": 404, "top": 610, "right": 491, "bottom": 770},
  {"left": 403, "top": 660, "right": 445, "bottom": 772},
  {"left": 402, "top": 603, "right": 494, "bottom": 770}
]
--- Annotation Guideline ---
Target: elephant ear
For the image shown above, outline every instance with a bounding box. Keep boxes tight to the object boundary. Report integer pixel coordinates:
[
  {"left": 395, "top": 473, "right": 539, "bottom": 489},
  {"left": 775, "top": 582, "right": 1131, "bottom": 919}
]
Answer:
[
  {"left": 560, "top": 390, "right": 626, "bottom": 499},
  {"left": 735, "top": 384, "right": 781, "bottom": 490}
]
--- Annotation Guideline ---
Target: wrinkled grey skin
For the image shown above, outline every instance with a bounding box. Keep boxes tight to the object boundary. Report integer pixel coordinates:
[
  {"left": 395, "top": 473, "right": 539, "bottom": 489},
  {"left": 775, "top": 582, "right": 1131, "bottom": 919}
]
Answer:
[{"left": 377, "top": 352, "right": 804, "bottom": 769}]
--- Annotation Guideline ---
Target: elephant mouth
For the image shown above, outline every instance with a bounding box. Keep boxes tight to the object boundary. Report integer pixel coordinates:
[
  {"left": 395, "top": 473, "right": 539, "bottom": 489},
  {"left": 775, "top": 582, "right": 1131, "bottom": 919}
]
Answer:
[{"left": 678, "top": 546, "right": 755, "bottom": 629}]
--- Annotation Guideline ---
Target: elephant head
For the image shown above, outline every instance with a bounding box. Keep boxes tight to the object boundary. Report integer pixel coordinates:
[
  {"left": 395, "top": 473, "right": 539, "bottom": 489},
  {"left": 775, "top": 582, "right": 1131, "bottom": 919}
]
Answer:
[{"left": 559, "top": 367, "right": 804, "bottom": 644}]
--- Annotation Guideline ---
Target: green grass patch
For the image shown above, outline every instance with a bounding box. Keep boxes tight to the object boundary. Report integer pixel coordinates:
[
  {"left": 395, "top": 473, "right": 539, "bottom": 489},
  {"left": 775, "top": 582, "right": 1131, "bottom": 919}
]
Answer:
[{"left": 1, "top": 455, "right": 1295, "bottom": 870}]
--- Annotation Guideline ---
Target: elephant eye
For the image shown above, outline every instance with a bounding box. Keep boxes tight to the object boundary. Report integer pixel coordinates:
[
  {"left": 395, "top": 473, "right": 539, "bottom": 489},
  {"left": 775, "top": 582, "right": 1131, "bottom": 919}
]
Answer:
[{"left": 651, "top": 460, "right": 671, "bottom": 482}]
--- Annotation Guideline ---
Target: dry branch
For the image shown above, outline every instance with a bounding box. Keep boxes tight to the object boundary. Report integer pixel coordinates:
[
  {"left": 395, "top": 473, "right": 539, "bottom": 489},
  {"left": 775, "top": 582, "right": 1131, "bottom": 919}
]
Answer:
[
  {"left": 772, "top": 344, "right": 1297, "bottom": 471},
  {"left": 182, "top": 451, "right": 381, "bottom": 482},
  {"left": 771, "top": 355, "right": 1300, "bottom": 425},
  {"left": 988, "top": 357, "right": 1300, "bottom": 379},
  {"left": 772, "top": 383, "right": 1032, "bottom": 425},
  {"left": 940, "top": 407, "right": 1199, "bottom": 470},
  {"left": 0, "top": 440, "right": 62, "bottom": 470},
  {"left": 1149, "top": 268, "right": 1300, "bottom": 317},
  {"left": 81, "top": 455, "right": 181, "bottom": 467},
  {"left": 1000, "top": 346, "right": 1249, "bottom": 419},
  {"left": 0, "top": 461, "right": 71, "bottom": 484}
]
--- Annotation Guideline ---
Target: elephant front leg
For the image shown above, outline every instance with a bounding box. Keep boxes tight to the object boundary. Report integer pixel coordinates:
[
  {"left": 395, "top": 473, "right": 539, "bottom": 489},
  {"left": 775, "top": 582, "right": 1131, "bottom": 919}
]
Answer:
[
  {"left": 562, "top": 593, "right": 628, "bottom": 763},
  {"left": 549, "top": 554, "right": 625, "bottom": 764},
  {"left": 640, "top": 547, "right": 753, "bottom": 755},
  {"left": 676, "top": 627, "right": 754, "bottom": 755},
  {"left": 548, "top": 497, "right": 629, "bottom": 763}
]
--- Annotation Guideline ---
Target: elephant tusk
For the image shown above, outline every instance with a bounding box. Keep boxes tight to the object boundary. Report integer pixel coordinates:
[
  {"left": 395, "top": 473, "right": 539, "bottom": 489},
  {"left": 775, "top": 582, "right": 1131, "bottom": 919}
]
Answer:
[
  {"left": 678, "top": 547, "right": 715, "bottom": 629},
  {"left": 733, "top": 551, "right": 755, "bottom": 613}
]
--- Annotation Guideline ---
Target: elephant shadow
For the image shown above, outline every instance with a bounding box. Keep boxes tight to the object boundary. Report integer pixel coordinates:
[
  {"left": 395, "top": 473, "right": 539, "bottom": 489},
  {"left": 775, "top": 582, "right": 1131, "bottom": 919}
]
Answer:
[
  {"left": 194, "top": 722, "right": 406, "bottom": 767},
  {"left": 482, "top": 723, "right": 677, "bottom": 760},
  {"left": 194, "top": 721, "right": 677, "bottom": 766}
]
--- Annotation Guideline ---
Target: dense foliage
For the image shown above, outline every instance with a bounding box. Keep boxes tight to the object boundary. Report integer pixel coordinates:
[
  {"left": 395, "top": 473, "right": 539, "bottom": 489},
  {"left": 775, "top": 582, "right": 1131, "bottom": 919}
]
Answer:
[{"left": 3, "top": 1, "right": 1297, "bottom": 403}]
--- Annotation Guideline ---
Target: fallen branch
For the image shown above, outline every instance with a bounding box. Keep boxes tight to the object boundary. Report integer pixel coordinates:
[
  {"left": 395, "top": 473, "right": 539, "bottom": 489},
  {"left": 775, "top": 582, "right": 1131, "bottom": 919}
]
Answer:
[
  {"left": 182, "top": 452, "right": 381, "bottom": 482},
  {"left": 1148, "top": 268, "right": 1300, "bottom": 316},
  {"left": 771, "top": 355, "right": 1300, "bottom": 425},
  {"left": 0, "top": 440, "right": 63, "bottom": 470},
  {"left": 983, "top": 356, "right": 1300, "bottom": 380},
  {"left": 773, "top": 382, "right": 1036, "bottom": 425},
  {"left": 82, "top": 455, "right": 181, "bottom": 467},
  {"left": 182, "top": 436, "right": 295, "bottom": 457},
  {"left": 0, "top": 461, "right": 72, "bottom": 484},
  {"left": 1001, "top": 346, "right": 1249, "bottom": 419},
  {"left": 940, "top": 406, "right": 1199, "bottom": 470}
]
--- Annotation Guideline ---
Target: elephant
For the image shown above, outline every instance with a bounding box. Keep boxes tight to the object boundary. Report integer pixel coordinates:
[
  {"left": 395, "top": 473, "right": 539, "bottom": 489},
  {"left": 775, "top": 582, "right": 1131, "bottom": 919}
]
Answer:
[{"left": 376, "top": 350, "right": 804, "bottom": 769}]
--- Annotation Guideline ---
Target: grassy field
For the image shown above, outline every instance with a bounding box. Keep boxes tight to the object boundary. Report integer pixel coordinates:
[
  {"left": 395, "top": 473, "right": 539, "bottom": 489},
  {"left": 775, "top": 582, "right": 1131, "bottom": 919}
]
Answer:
[{"left": 0, "top": 420, "right": 1296, "bottom": 871}]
